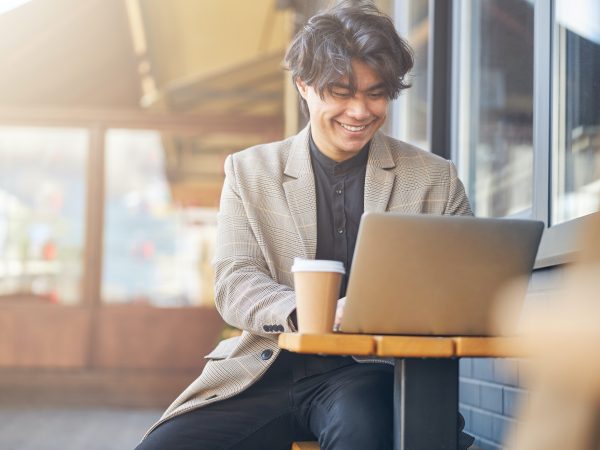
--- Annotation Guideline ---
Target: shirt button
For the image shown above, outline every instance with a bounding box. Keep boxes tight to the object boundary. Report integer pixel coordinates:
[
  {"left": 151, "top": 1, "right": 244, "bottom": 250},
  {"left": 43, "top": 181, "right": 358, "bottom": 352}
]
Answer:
[
  {"left": 260, "top": 349, "right": 273, "bottom": 360},
  {"left": 336, "top": 189, "right": 343, "bottom": 195},
  {"left": 337, "top": 228, "right": 344, "bottom": 235}
]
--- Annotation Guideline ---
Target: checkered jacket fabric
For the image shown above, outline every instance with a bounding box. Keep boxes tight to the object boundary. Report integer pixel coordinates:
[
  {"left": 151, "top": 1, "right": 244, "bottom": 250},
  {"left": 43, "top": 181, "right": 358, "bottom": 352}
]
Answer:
[{"left": 143, "top": 125, "right": 472, "bottom": 439}]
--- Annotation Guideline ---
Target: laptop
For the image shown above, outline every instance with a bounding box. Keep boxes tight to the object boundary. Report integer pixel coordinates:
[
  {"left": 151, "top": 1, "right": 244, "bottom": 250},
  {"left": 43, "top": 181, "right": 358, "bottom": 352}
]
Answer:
[{"left": 339, "top": 213, "right": 544, "bottom": 336}]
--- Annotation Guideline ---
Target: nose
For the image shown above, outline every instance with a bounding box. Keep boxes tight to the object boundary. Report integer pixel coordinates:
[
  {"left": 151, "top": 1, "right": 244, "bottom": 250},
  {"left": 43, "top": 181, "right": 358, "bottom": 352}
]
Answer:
[{"left": 346, "top": 96, "right": 370, "bottom": 121}]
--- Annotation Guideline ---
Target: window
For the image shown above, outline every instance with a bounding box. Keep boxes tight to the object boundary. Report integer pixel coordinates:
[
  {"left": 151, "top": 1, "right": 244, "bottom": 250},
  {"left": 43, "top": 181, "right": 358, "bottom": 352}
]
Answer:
[
  {"left": 455, "top": 0, "right": 535, "bottom": 218},
  {"left": 393, "top": 0, "right": 430, "bottom": 150},
  {"left": 449, "top": 0, "right": 600, "bottom": 265},
  {"left": 0, "top": 127, "right": 87, "bottom": 304},
  {"left": 552, "top": 0, "right": 600, "bottom": 224},
  {"left": 102, "top": 129, "right": 218, "bottom": 307}
]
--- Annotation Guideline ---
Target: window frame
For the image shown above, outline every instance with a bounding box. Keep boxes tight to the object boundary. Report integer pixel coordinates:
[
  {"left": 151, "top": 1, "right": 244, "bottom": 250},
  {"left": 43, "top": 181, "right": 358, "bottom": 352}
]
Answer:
[
  {"left": 452, "top": 0, "right": 536, "bottom": 218},
  {"left": 447, "top": 0, "right": 599, "bottom": 269}
]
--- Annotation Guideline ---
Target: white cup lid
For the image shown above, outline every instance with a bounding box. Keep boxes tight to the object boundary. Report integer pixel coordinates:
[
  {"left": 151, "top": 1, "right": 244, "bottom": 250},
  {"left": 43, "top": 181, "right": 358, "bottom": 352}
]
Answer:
[{"left": 291, "top": 258, "right": 345, "bottom": 274}]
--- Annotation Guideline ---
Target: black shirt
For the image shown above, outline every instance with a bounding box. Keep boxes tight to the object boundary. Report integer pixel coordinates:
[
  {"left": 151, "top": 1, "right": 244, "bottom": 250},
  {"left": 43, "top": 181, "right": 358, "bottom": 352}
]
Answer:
[
  {"left": 309, "top": 134, "right": 369, "bottom": 297},
  {"left": 289, "top": 134, "right": 370, "bottom": 381}
]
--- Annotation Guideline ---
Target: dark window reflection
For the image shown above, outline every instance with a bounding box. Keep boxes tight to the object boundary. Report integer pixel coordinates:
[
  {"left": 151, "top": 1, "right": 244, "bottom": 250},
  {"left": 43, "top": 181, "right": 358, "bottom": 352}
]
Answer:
[
  {"left": 553, "top": 26, "right": 600, "bottom": 223},
  {"left": 466, "top": 0, "right": 534, "bottom": 217}
]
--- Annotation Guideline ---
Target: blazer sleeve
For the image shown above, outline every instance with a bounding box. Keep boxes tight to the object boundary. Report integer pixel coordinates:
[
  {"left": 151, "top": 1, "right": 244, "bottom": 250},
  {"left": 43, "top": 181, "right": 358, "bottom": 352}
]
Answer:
[
  {"left": 444, "top": 160, "right": 473, "bottom": 216},
  {"left": 213, "top": 154, "right": 297, "bottom": 338}
]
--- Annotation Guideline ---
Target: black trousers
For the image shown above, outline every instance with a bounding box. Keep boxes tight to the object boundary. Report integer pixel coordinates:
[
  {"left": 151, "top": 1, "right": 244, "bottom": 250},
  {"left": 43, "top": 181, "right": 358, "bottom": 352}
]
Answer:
[{"left": 137, "top": 351, "right": 472, "bottom": 450}]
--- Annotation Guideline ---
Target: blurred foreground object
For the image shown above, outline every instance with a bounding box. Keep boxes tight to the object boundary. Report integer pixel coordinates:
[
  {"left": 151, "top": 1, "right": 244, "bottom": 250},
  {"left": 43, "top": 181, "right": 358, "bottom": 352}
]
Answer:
[{"left": 508, "top": 211, "right": 600, "bottom": 450}]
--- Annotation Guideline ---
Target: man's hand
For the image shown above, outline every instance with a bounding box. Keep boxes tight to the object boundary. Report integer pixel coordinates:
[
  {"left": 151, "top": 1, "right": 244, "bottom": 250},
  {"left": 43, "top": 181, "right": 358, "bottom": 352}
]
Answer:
[{"left": 333, "top": 296, "right": 346, "bottom": 332}]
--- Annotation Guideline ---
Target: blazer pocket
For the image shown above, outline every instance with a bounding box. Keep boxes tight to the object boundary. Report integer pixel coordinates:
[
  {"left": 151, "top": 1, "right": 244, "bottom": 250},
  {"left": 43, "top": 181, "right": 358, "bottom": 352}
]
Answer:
[{"left": 204, "top": 336, "right": 240, "bottom": 360}]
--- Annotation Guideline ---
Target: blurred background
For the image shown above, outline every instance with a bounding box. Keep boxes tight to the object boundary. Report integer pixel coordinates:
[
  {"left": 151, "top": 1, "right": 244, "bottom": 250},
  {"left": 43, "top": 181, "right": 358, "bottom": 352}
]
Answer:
[
  {"left": 0, "top": 0, "right": 599, "bottom": 449},
  {"left": 0, "top": 0, "right": 278, "bottom": 448},
  {"left": 0, "top": 1, "right": 393, "bottom": 448},
  {"left": 0, "top": 0, "right": 298, "bottom": 391}
]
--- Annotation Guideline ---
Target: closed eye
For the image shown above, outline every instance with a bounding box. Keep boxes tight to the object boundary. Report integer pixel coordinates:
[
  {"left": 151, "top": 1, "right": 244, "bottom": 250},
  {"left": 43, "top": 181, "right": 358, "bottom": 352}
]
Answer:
[
  {"left": 368, "top": 91, "right": 386, "bottom": 99},
  {"left": 332, "top": 90, "right": 351, "bottom": 98}
]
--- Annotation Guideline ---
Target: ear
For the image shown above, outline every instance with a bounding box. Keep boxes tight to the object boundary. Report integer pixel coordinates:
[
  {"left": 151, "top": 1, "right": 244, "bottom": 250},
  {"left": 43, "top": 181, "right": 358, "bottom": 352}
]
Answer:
[{"left": 295, "top": 78, "right": 309, "bottom": 100}]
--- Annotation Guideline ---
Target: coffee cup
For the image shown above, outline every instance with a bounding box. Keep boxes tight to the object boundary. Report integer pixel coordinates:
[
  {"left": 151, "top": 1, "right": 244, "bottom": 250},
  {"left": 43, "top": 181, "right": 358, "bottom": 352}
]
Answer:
[{"left": 291, "top": 258, "right": 345, "bottom": 334}]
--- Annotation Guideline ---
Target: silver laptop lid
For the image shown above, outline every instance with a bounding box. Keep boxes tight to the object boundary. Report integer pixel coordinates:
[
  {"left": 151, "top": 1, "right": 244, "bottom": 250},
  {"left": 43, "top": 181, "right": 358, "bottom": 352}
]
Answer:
[{"left": 340, "top": 213, "right": 544, "bottom": 336}]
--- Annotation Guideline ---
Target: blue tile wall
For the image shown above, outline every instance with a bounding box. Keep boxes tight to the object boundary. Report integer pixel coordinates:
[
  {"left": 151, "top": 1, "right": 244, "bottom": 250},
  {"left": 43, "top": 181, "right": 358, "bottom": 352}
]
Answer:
[
  {"left": 458, "top": 267, "right": 561, "bottom": 449},
  {"left": 472, "top": 358, "right": 494, "bottom": 382},
  {"left": 459, "top": 358, "right": 527, "bottom": 450}
]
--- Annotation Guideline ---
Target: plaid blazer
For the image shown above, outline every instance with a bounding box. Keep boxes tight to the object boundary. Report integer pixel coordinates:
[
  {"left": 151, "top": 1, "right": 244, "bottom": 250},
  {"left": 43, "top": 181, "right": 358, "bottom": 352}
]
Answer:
[{"left": 143, "top": 125, "right": 472, "bottom": 438}]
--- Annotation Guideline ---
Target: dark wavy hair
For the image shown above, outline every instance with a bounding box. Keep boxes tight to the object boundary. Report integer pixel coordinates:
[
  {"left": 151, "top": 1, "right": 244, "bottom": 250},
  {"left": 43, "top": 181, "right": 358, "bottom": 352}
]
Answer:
[{"left": 284, "top": 1, "right": 414, "bottom": 116}]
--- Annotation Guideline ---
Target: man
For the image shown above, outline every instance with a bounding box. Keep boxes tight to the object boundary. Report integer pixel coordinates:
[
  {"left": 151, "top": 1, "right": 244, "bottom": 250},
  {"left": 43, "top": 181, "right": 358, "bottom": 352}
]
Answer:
[{"left": 138, "top": 3, "right": 474, "bottom": 449}]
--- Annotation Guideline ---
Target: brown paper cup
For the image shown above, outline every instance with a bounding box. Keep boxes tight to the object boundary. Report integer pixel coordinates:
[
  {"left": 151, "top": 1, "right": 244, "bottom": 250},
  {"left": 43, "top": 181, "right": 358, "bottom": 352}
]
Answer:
[{"left": 292, "top": 259, "right": 345, "bottom": 334}]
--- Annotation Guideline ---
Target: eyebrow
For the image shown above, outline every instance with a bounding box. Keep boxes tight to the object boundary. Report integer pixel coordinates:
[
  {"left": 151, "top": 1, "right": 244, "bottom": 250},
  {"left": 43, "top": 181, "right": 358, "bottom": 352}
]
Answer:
[{"left": 330, "top": 81, "right": 386, "bottom": 92}]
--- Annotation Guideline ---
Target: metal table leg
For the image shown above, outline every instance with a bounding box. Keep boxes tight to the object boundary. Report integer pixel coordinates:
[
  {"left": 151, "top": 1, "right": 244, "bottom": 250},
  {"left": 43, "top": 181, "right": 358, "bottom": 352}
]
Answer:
[{"left": 393, "top": 358, "right": 459, "bottom": 450}]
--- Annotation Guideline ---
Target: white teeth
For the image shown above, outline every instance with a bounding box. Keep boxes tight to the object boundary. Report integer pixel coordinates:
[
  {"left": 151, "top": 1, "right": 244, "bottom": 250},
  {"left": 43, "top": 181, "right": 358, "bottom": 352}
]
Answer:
[{"left": 339, "top": 123, "right": 367, "bottom": 132}]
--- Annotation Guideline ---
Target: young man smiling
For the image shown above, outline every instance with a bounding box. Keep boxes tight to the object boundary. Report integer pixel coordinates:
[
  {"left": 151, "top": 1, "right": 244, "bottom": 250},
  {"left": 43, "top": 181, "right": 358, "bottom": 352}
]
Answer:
[
  {"left": 295, "top": 59, "right": 388, "bottom": 162},
  {"left": 137, "top": 3, "right": 474, "bottom": 450}
]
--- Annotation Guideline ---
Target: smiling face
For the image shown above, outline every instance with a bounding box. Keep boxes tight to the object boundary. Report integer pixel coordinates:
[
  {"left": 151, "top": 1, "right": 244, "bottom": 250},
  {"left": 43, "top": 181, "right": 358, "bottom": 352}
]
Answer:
[{"left": 296, "top": 59, "right": 389, "bottom": 162}]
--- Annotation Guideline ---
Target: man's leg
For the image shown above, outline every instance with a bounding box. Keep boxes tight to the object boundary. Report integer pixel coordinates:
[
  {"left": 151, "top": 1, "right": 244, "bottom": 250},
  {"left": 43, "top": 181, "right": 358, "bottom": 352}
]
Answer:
[
  {"left": 136, "top": 355, "right": 308, "bottom": 450},
  {"left": 294, "top": 363, "right": 395, "bottom": 450},
  {"left": 136, "top": 405, "right": 292, "bottom": 450},
  {"left": 292, "top": 363, "right": 474, "bottom": 450}
]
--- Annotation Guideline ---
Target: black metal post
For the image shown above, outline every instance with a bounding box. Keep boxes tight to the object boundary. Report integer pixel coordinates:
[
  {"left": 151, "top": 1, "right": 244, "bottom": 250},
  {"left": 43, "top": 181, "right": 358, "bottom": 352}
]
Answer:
[{"left": 393, "top": 358, "right": 459, "bottom": 450}]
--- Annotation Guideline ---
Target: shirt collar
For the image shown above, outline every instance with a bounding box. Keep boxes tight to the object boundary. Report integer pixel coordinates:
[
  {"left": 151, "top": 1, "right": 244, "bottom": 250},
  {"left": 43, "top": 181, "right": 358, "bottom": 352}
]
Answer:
[{"left": 309, "top": 133, "right": 370, "bottom": 176}]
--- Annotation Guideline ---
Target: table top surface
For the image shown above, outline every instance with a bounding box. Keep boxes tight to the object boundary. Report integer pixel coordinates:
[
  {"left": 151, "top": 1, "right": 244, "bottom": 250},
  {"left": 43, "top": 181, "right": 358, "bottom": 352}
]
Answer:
[{"left": 278, "top": 333, "right": 529, "bottom": 358}]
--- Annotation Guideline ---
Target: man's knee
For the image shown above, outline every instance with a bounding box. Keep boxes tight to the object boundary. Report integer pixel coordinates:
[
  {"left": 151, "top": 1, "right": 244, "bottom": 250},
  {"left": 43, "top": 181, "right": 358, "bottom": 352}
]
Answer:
[
  {"left": 134, "top": 431, "right": 166, "bottom": 450},
  {"left": 134, "top": 421, "right": 192, "bottom": 450},
  {"left": 313, "top": 366, "right": 394, "bottom": 449}
]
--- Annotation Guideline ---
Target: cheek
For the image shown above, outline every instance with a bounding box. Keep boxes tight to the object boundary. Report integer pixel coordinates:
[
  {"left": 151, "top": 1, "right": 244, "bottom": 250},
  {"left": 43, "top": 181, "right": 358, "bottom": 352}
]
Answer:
[
  {"left": 373, "top": 102, "right": 389, "bottom": 119},
  {"left": 318, "top": 107, "right": 340, "bottom": 123}
]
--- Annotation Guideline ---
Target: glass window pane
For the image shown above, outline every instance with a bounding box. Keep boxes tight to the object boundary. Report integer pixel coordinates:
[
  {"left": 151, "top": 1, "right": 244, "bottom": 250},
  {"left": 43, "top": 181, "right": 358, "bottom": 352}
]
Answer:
[
  {"left": 394, "top": 0, "right": 430, "bottom": 150},
  {"left": 102, "top": 129, "right": 220, "bottom": 307},
  {"left": 459, "top": 0, "right": 534, "bottom": 217},
  {"left": 0, "top": 126, "right": 88, "bottom": 304},
  {"left": 552, "top": 0, "right": 600, "bottom": 224}
]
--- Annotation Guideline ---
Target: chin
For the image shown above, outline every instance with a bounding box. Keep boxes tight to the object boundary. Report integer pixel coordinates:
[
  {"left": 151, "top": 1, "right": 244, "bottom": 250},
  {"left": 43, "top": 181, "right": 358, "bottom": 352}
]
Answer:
[{"left": 339, "top": 138, "right": 369, "bottom": 152}]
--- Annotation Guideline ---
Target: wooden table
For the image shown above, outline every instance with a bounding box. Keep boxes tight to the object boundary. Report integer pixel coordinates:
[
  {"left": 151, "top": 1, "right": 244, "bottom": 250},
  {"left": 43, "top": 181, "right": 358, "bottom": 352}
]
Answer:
[{"left": 279, "top": 333, "right": 526, "bottom": 450}]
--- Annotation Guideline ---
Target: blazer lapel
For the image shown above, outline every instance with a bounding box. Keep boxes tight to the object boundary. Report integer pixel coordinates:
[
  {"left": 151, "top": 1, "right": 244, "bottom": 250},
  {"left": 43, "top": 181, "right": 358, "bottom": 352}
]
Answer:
[
  {"left": 282, "top": 128, "right": 395, "bottom": 258},
  {"left": 283, "top": 126, "right": 317, "bottom": 259},
  {"left": 364, "top": 131, "right": 396, "bottom": 213}
]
